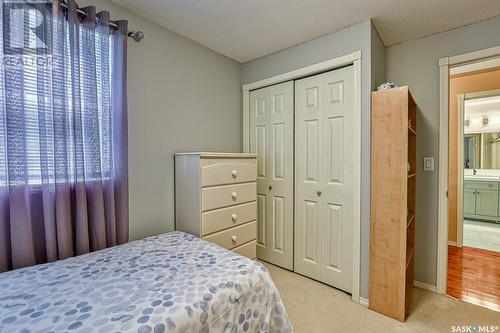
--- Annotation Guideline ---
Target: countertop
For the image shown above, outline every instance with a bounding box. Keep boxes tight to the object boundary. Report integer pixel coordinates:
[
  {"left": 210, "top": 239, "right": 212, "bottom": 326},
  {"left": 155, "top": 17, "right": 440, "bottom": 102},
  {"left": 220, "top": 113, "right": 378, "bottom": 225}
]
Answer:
[{"left": 464, "top": 175, "right": 500, "bottom": 182}]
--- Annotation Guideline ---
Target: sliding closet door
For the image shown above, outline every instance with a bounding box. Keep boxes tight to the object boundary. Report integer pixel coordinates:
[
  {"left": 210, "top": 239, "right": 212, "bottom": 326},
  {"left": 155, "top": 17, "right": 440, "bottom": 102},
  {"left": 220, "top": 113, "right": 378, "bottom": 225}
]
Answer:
[
  {"left": 250, "top": 81, "right": 294, "bottom": 270},
  {"left": 294, "top": 66, "right": 354, "bottom": 292}
]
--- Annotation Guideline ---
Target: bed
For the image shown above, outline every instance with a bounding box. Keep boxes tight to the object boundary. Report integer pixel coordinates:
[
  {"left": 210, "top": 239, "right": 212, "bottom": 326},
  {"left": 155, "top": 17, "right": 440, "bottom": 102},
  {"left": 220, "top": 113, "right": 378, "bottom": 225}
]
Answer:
[{"left": 0, "top": 231, "right": 292, "bottom": 333}]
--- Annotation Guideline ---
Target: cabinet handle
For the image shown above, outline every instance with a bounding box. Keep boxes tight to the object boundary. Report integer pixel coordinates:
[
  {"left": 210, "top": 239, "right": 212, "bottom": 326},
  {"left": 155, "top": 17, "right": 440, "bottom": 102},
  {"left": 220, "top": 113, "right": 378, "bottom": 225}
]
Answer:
[
  {"left": 317, "top": 190, "right": 322, "bottom": 197},
  {"left": 269, "top": 185, "right": 273, "bottom": 191},
  {"left": 231, "top": 214, "right": 237, "bottom": 223},
  {"left": 232, "top": 170, "right": 238, "bottom": 179},
  {"left": 231, "top": 235, "right": 237, "bottom": 244},
  {"left": 231, "top": 192, "right": 237, "bottom": 200}
]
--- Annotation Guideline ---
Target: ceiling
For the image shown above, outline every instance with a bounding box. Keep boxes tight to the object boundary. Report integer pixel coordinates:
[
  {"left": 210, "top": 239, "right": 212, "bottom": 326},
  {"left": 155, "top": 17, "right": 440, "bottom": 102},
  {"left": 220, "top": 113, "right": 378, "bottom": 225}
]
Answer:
[{"left": 112, "top": 0, "right": 500, "bottom": 63}]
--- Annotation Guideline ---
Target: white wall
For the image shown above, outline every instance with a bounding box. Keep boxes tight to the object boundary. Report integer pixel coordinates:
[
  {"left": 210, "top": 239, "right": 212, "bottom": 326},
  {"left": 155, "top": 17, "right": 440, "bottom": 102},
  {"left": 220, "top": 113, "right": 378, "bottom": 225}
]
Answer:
[
  {"left": 386, "top": 15, "right": 500, "bottom": 285},
  {"left": 368, "top": 22, "right": 386, "bottom": 298},
  {"left": 87, "top": 0, "right": 242, "bottom": 240},
  {"left": 242, "top": 20, "right": 380, "bottom": 299},
  {"left": 371, "top": 24, "right": 386, "bottom": 91}
]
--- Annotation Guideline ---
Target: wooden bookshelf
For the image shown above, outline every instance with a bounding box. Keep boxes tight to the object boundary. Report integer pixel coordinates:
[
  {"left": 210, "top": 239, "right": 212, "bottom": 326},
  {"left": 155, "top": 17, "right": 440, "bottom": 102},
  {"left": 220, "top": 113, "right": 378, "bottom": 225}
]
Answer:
[{"left": 370, "top": 86, "right": 416, "bottom": 321}]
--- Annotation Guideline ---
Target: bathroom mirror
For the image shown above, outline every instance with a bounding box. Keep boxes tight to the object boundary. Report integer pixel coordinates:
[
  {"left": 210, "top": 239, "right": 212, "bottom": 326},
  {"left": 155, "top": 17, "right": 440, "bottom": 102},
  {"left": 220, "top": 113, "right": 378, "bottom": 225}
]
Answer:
[
  {"left": 464, "top": 94, "right": 500, "bottom": 170},
  {"left": 463, "top": 132, "right": 500, "bottom": 169},
  {"left": 482, "top": 132, "right": 500, "bottom": 169},
  {"left": 464, "top": 134, "right": 480, "bottom": 169}
]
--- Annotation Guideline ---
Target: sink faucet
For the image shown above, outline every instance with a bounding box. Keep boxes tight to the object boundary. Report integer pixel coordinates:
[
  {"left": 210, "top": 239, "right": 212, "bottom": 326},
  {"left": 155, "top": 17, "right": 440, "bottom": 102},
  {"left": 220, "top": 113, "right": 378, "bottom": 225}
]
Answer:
[{"left": 473, "top": 168, "right": 477, "bottom": 175}]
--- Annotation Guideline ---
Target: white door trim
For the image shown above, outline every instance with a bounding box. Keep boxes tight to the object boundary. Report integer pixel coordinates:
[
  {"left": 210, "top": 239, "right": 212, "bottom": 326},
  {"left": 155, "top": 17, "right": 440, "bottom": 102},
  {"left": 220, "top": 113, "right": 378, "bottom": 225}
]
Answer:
[
  {"left": 456, "top": 94, "right": 465, "bottom": 248},
  {"left": 450, "top": 57, "right": 500, "bottom": 76},
  {"left": 242, "top": 50, "right": 362, "bottom": 304},
  {"left": 448, "top": 45, "right": 500, "bottom": 67},
  {"left": 437, "top": 59, "right": 450, "bottom": 295},
  {"left": 437, "top": 46, "right": 500, "bottom": 295}
]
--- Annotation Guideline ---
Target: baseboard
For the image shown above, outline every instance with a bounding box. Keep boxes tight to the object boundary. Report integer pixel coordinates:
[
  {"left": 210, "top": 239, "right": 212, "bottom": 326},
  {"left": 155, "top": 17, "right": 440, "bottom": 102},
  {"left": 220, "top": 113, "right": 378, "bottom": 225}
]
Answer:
[
  {"left": 359, "top": 297, "right": 369, "bottom": 307},
  {"left": 448, "top": 241, "right": 457, "bottom": 246},
  {"left": 414, "top": 280, "right": 437, "bottom": 293},
  {"left": 359, "top": 282, "right": 435, "bottom": 307}
]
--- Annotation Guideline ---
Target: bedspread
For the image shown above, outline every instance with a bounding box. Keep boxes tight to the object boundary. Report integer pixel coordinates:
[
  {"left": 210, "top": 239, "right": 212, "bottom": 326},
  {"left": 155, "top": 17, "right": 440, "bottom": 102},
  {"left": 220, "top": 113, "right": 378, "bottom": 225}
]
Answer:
[{"left": 0, "top": 231, "right": 292, "bottom": 333}]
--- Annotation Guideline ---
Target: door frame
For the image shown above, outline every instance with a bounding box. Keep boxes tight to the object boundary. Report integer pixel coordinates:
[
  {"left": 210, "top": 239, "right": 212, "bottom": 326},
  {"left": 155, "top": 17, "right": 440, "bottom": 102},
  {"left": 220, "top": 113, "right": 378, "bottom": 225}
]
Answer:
[
  {"left": 437, "top": 45, "right": 500, "bottom": 294},
  {"left": 242, "top": 51, "right": 362, "bottom": 303},
  {"left": 457, "top": 93, "right": 465, "bottom": 248},
  {"left": 456, "top": 89, "right": 500, "bottom": 248}
]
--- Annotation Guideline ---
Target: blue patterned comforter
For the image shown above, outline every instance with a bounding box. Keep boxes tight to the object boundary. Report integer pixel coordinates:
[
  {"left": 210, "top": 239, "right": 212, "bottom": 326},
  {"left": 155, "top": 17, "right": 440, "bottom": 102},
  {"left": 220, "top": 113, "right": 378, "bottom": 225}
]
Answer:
[{"left": 0, "top": 232, "right": 292, "bottom": 333}]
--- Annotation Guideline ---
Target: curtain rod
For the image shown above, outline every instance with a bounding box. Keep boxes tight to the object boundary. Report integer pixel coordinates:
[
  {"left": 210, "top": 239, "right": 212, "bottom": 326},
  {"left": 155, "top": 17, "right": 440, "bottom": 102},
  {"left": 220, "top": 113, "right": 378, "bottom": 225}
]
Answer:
[{"left": 59, "top": 2, "right": 144, "bottom": 42}]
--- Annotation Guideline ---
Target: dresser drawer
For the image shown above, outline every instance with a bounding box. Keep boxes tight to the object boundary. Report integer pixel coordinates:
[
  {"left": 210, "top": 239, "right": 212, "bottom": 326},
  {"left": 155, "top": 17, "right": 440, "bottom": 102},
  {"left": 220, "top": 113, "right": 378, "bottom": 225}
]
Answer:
[
  {"left": 201, "top": 161, "right": 257, "bottom": 187},
  {"left": 233, "top": 240, "right": 257, "bottom": 259},
  {"left": 202, "top": 182, "right": 256, "bottom": 211},
  {"left": 203, "top": 221, "right": 256, "bottom": 249},
  {"left": 202, "top": 201, "right": 256, "bottom": 236}
]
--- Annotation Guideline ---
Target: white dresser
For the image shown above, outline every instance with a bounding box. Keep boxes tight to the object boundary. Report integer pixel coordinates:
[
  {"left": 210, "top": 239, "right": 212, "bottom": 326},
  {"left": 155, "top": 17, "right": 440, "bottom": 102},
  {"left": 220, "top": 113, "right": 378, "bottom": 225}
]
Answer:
[{"left": 175, "top": 152, "right": 257, "bottom": 259}]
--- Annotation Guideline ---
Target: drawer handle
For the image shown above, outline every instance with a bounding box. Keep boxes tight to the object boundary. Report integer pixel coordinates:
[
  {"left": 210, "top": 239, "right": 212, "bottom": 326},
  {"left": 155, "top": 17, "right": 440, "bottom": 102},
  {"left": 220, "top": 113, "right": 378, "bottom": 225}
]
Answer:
[
  {"left": 231, "top": 214, "right": 237, "bottom": 223},
  {"left": 231, "top": 192, "right": 237, "bottom": 201},
  {"left": 231, "top": 235, "right": 237, "bottom": 244},
  {"left": 232, "top": 170, "right": 238, "bottom": 179}
]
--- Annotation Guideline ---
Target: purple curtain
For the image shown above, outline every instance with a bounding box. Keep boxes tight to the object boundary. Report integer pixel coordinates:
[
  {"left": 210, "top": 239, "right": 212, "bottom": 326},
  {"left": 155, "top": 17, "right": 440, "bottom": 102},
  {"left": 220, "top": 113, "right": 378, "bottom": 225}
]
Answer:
[{"left": 0, "top": 0, "right": 128, "bottom": 272}]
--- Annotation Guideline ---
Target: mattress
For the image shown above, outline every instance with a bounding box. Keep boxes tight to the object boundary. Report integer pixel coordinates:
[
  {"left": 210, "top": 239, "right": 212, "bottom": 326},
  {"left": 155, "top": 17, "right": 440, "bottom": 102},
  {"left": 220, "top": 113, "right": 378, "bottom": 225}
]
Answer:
[{"left": 0, "top": 231, "right": 292, "bottom": 333}]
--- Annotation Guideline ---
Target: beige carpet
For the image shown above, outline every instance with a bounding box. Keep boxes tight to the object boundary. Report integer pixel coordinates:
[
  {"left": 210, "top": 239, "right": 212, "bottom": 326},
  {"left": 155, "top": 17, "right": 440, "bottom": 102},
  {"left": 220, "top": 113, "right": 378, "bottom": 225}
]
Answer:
[{"left": 264, "top": 263, "right": 500, "bottom": 333}]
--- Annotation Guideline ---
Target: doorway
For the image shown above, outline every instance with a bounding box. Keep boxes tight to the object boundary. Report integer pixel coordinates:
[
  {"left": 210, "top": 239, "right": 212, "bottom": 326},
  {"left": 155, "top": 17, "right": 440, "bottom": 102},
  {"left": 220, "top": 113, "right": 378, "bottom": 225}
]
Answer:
[
  {"left": 458, "top": 90, "right": 500, "bottom": 252},
  {"left": 440, "top": 54, "right": 500, "bottom": 312}
]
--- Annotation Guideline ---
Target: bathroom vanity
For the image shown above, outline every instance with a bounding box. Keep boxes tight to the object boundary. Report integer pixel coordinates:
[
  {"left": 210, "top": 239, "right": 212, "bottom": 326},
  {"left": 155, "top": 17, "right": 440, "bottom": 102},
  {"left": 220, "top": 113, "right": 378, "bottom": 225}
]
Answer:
[{"left": 464, "top": 176, "right": 500, "bottom": 222}]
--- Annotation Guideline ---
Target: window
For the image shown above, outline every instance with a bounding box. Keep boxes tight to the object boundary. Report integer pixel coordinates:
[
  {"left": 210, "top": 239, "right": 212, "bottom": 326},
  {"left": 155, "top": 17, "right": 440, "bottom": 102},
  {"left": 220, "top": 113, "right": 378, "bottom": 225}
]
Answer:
[{"left": 0, "top": 18, "right": 113, "bottom": 187}]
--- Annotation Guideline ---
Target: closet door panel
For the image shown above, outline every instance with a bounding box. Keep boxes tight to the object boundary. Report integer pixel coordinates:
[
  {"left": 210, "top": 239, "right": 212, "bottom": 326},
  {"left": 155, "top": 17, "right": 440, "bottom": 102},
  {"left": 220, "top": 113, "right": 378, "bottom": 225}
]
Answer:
[
  {"left": 324, "top": 204, "right": 342, "bottom": 270},
  {"left": 251, "top": 88, "right": 269, "bottom": 252},
  {"left": 294, "top": 66, "right": 354, "bottom": 293},
  {"left": 294, "top": 76, "right": 323, "bottom": 279},
  {"left": 251, "top": 88, "right": 270, "bottom": 250},
  {"left": 250, "top": 81, "right": 294, "bottom": 269},
  {"left": 257, "top": 194, "right": 267, "bottom": 247},
  {"left": 321, "top": 67, "right": 354, "bottom": 292},
  {"left": 272, "top": 195, "right": 285, "bottom": 252},
  {"left": 267, "top": 82, "right": 294, "bottom": 269},
  {"left": 251, "top": 88, "right": 269, "bottom": 183}
]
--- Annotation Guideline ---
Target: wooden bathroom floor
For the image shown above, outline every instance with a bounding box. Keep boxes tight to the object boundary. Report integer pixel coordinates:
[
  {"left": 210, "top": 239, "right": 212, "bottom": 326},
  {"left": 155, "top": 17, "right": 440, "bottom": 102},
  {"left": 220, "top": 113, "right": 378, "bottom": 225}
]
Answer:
[{"left": 447, "top": 245, "right": 500, "bottom": 312}]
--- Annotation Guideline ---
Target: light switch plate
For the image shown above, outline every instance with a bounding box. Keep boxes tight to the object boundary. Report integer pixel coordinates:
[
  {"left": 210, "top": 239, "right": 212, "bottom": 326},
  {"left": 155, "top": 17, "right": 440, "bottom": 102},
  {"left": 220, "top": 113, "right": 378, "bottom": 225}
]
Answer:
[{"left": 423, "top": 157, "right": 434, "bottom": 171}]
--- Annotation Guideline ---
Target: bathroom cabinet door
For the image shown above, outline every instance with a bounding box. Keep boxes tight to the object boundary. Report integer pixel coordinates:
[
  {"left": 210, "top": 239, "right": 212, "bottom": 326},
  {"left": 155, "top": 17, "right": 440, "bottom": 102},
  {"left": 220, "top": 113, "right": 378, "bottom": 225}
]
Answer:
[
  {"left": 475, "top": 189, "right": 498, "bottom": 217},
  {"left": 463, "top": 189, "right": 476, "bottom": 215}
]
